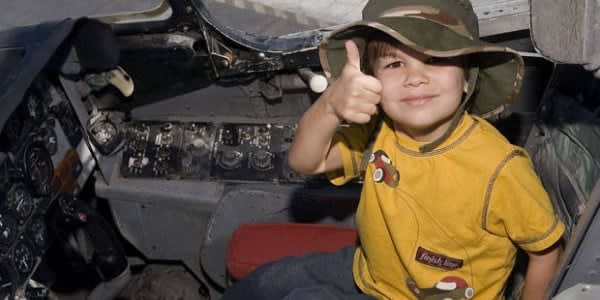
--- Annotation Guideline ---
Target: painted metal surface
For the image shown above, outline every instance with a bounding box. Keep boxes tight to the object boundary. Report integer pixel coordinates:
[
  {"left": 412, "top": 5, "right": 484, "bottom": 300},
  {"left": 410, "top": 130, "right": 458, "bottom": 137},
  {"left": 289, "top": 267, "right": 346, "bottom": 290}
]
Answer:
[{"left": 3, "top": 0, "right": 530, "bottom": 37}]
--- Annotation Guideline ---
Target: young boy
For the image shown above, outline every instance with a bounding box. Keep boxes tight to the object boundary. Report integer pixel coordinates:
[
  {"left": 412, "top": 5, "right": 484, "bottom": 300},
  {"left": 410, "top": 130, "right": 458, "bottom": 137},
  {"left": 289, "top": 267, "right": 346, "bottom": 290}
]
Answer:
[{"left": 223, "top": 0, "right": 564, "bottom": 299}]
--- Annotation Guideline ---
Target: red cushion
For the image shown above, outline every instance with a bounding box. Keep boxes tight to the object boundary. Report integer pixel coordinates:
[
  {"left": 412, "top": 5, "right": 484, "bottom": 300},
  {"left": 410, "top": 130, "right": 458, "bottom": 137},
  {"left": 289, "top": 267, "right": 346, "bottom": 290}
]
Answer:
[{"left": 226, "top": 223, "right": 358, "bottom": 280}]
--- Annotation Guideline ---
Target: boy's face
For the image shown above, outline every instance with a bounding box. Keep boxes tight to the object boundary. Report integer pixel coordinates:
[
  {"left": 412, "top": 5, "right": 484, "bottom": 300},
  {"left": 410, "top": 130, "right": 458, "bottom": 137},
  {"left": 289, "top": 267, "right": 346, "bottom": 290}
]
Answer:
[{"left": 372, "top": 43, "right": 465, "bottom": 141}]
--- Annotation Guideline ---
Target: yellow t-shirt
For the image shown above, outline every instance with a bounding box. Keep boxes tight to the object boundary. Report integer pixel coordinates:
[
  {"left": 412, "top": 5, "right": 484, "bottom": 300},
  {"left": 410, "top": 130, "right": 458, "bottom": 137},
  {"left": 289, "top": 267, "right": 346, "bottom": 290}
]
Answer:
[{"left": 329, "top": 114, "right": 565, "bottom": 299}]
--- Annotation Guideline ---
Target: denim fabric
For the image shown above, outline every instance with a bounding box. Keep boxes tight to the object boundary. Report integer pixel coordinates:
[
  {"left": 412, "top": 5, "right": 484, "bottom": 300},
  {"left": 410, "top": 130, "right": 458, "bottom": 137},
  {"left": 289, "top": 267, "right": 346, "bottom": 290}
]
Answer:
[{"left": 222, "top": 246, "right": 373, "bottom": 300}]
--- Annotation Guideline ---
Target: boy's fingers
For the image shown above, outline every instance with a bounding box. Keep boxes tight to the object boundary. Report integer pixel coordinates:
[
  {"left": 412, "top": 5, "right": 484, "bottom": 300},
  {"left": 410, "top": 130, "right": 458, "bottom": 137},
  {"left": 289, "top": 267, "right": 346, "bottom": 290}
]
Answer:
[
  {"left": 362, "top": 76, "right": 383, "bottom": 94},
  {"left": 344, "top": 40, "right": 362, "bottom": 71},
  {"left": 356, "top": 103, "right": 379, "bottom": 115},
  {"left": 345, "top": 111, "right": 371, "bottom": 124},
  {"left": 356, "top": 88, "right": 381, "bottom": 104}
]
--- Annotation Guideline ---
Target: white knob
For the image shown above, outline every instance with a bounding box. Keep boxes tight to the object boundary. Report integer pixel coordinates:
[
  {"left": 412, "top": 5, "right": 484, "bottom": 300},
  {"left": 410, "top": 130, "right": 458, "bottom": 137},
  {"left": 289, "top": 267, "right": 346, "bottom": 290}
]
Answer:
[{"left": 298, "top": 68, "right": 328, "bottom": 93}]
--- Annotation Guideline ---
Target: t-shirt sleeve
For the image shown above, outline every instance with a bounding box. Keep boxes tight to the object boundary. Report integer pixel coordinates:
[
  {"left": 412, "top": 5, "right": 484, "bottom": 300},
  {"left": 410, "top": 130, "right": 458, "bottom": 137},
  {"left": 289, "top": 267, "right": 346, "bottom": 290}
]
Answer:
[
  {"left": 327, "top": 121, "right": 374, "bottom": 186},
  {"left": 483, "top": 149, "right": 565, "bottom": 252}
]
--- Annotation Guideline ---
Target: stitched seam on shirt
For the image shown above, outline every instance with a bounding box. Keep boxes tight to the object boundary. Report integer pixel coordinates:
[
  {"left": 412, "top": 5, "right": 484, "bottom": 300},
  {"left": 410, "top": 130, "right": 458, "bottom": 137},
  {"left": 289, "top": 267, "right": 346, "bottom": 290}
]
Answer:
[
  {"left": 481, "top": 149, "right": 526, "bottom": 229},
  {"left": 337, "top": 131, "right": 359, "bottom": 175},
  {"left": 394, "top": 119, "right": 479, "bottom": 156},
  {"left": 514, "top": 216, "right": 560, "bottom": 245}
]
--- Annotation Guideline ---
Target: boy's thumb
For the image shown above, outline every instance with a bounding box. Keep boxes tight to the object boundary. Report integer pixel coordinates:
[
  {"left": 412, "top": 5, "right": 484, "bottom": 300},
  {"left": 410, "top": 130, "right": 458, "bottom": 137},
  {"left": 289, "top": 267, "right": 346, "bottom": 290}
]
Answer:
[{"left": 345, "top": 40, "right": 362, "bottom": 71}]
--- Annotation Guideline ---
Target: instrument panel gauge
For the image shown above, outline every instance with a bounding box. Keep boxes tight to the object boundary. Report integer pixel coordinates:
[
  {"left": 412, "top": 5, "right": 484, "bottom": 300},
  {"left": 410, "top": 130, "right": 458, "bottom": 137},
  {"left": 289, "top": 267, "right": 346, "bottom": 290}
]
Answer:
[
  {"left": 250, "top": 150, "right": 274, "bottom": 170},
  {"left": 218, "top": 150, "right": 243, "bottom": 170},
  {"left": 88, "top": 119, "right": 122, "bottom": 155},
  {"left": 92, "top": 121, "right": 117, "bottom": 145},
  {"left": 12, "top": 240, "right": 35, "bottom": 275},
  {"left": 22, "top": 143, "right": 54, "bottom": 196},
  {"left": 6, "top": 184, "right": 34, "bottom": 222}
]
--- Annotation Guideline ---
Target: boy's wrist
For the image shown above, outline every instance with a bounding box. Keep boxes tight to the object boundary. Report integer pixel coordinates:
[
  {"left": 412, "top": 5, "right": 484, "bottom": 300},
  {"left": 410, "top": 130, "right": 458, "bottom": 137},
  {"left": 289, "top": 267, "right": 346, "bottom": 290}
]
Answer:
[{"left": 319, "top": 92, "right": 344, "bottom": 124}]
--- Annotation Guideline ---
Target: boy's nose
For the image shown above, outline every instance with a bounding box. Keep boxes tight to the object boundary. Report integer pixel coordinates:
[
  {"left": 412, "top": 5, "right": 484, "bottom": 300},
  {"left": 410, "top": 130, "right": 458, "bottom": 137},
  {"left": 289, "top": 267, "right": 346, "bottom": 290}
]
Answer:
[{"left": 403, "top": 64, "right": 429, "bottom": 87}]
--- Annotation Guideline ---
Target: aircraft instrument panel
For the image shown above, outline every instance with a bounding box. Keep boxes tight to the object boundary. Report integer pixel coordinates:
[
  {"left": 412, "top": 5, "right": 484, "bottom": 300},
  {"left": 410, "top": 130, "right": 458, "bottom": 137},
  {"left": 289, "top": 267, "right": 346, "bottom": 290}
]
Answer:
[{"left": 120, "top": 121, "right": 308, "bottom": 183}]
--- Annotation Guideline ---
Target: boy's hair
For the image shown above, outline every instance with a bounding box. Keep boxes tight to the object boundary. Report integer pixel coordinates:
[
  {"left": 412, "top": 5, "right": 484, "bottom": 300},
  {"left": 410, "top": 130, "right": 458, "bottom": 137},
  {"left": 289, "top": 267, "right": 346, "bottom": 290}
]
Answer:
[
  {"left": 365, "top": 32, "right": 402, "bottom": 76},
  {"left": 364, "top": 31, "right": 467, "bottom": 78}
]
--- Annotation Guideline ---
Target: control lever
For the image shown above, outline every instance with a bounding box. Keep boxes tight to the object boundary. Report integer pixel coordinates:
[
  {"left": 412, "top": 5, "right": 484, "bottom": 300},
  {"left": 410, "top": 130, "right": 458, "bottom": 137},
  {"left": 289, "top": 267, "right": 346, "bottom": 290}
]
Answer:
[
  {"left": 297, "top": 68, "right": 328, "bottom": 93},
  {"left": 84, "top": 66, "right": 134, "bottom": 97}
]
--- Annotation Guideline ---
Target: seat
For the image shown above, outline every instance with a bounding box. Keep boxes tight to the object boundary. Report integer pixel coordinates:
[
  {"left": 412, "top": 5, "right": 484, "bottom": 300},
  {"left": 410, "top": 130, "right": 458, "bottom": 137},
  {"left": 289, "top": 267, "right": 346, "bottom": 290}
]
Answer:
[{"left": 226, "top": 223, "right": 358, "bottom": 280}]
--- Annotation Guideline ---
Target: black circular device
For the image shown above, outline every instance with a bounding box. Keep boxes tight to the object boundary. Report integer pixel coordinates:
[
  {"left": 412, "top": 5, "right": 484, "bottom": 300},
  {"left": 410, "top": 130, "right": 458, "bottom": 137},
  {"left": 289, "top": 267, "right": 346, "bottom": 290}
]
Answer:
[
  {"left": 12, "top": 240, "right": 35, "bottom": 276},
  {"left": 5, "top": 184, "right": 34, "bottom": 223},
  {"left": 218, "top": 150, "right": 243, "bottom": 170},
  {"left": 88, "top": 119, "right": 122, "bottom": 154},
  {"left": 250, "top": 150, "right": 273, "bottom": 170},
  {"left": 22, "top": 143, "right": 54, "bottom": 197}
]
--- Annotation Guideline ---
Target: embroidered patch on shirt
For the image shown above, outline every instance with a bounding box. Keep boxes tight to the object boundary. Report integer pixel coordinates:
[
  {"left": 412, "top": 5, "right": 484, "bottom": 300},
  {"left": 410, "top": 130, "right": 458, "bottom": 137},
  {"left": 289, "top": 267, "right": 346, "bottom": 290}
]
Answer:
[
  {"left": 368, "top": 150, "right": 399, "bottom": 187},
  {"left": 415, "top": 246, "right": 463, "bottom": 270},
  {"left": 407, "top": 275, "right": 475, "bottom": 299}
]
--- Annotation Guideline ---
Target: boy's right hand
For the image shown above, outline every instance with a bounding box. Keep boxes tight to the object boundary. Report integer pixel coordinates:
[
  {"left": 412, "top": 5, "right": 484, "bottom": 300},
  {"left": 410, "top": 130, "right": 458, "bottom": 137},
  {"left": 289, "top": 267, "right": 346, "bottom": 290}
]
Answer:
[{"left": 324, "top": 40, "right": 382, "bottom": 124}]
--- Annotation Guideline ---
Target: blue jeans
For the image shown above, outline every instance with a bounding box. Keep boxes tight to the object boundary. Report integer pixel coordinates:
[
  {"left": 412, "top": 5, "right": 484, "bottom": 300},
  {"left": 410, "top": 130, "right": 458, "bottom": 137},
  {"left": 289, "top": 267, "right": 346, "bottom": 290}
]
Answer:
[{"left": 222, "top": 246, "right": 374, "bottom": 300}]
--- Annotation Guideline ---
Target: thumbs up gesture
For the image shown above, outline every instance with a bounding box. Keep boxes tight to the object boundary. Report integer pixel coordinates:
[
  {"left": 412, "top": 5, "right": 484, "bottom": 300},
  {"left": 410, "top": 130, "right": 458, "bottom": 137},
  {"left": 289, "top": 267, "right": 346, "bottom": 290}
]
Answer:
[{"left": 323, "top": 40, "right": 382, "bottom": 124}]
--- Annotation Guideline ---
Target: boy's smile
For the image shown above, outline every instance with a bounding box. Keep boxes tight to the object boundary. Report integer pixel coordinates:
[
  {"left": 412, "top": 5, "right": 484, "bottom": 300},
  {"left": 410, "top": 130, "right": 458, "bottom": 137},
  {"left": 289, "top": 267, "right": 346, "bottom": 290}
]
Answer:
[{"left": 372, "top": 43, "right": 465, "bottom": 142}]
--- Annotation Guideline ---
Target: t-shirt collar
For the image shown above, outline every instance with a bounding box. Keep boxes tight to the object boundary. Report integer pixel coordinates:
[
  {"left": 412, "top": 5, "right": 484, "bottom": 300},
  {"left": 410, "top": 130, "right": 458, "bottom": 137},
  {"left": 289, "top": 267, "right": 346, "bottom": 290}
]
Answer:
[{"left": 392, "top": 113, "right": 475, "bottom": 155}]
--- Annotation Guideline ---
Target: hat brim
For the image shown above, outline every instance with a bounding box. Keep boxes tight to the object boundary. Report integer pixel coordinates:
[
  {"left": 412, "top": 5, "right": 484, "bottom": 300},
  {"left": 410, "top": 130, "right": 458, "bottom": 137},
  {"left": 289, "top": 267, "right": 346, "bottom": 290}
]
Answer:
[{"left": 319, "top": 16, "right": 524, "bottom": 118}]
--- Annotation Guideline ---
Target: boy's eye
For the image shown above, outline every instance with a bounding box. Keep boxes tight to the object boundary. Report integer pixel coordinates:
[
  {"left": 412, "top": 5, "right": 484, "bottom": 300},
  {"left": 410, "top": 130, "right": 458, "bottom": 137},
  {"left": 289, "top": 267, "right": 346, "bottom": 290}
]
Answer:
[{"left": 385, "top": 61, "right": 404, "bottom": 69}]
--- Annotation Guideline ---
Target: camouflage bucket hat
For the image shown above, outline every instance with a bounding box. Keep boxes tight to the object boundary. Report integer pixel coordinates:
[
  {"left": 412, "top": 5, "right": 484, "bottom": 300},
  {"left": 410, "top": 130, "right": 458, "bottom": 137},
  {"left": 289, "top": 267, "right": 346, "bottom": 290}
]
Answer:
[{"left": 319, "top": 0, "right": 525, "bottom": 118}]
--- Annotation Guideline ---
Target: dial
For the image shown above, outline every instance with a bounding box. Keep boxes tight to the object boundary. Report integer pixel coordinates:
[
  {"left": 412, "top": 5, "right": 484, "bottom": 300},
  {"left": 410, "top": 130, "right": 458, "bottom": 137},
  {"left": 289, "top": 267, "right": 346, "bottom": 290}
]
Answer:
[
  {"left": 6, "top": 184, "right": 34, "bottom": 222},
  {"left": 218, "top": 150, "right": 243, "bottom": 170},
  {"left": 90, "top": 120, "right": 118, "bottom": 146},
  {"left": 13, "top": 240, "right": 35, "bottom": 275},
  {"left": 89, "top": 119, "right": 122, "bottom": 155},
  {"left": 250, "top": 150, "right": 273, "bottom": 170},
  {"left": 22, "top": 144, "right": 54, "bottom": 196}
]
